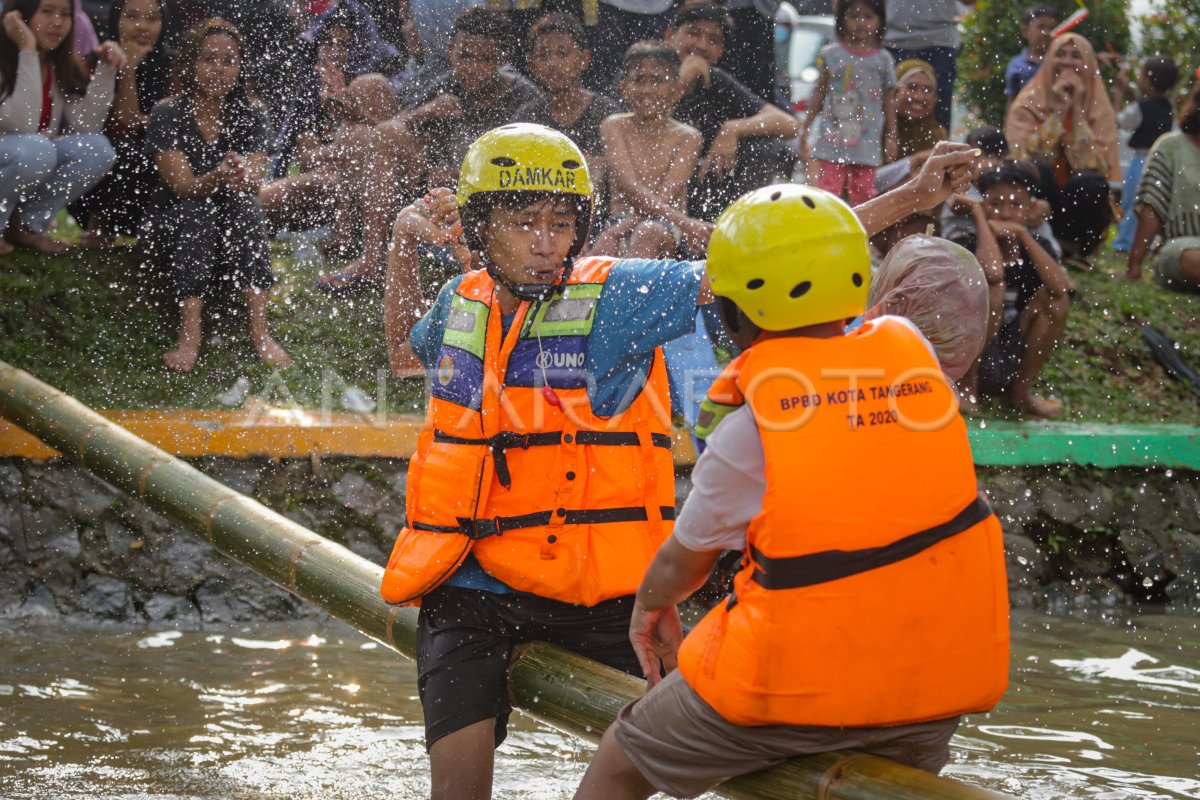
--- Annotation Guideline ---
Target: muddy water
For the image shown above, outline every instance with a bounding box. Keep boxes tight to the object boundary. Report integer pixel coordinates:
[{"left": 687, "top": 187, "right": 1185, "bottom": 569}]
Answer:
[{"left": 1, "top": 611, "right": 1197, "bottom": 800}]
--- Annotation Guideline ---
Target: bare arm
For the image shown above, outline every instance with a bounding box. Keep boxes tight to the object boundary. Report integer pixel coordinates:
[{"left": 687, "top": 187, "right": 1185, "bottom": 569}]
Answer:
[
  {"left": 107, "top": 65, "right": 147, "bottom": 134},
  {"left": 853, "top": 142, "right": 977, "bottom": 235},
  {"left": 882, "top": 86, "right": 898, "bottom": 163},
  {"left": 154, "top": 150, "right": 232, "bottom": 198},
  {"left": 956, "top": 198, "right": 1005, "bottom": 286},
  {"left": 723, "top": 102, "right": 801, "bottom": 140},
  {"left": 1126, "top": 204, "right": 1162, "bottom": 281},
  {"left": 630, "top": 536, "right": 722, "bottom": 685},
  {"left": 799, "top": 67, "right": 830, "bottom": 156},
  {"left": 1014, "top": 226, "right": 1073, "bottom": 296}
]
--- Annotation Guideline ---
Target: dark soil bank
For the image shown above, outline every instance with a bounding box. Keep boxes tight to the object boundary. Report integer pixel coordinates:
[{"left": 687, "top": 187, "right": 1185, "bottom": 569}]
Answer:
[{"left": 1, "top": 457, "right": 1198, "bottom": 624}]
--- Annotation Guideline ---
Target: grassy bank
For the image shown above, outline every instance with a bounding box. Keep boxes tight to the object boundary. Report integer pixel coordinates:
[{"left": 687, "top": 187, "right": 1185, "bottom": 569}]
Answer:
[{"left": 1, "top": 229, "right": 1197, "bottom": 424}]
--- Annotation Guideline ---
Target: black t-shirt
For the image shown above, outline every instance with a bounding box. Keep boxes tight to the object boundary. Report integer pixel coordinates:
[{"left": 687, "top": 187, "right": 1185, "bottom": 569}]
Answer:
[
  {"left": 410, "top": 69, "right": 545, "bottom": 170},
  {"left": 673, "top": 67, "right": 765, "bottom": 151},
  {"left": 146, "top": 97, "right": 272, "bottom": 178},
  {"left": 1129, "top": 96, "right": 1174, "bottom": 151},
  {"left": 952, "top": 230, "right": 1048, "bottom": 319},
  {"left": 515, "top": 92, "right": 622, "bottom": 156}
]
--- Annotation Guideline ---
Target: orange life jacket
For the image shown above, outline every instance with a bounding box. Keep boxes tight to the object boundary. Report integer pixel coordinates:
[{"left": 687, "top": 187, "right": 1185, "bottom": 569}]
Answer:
[
  {"left": 381, "top": 257, "right": 676, "bottom": 607},
  {"left": 678, "top": 317, "right": 1010, "bottom": 728}
]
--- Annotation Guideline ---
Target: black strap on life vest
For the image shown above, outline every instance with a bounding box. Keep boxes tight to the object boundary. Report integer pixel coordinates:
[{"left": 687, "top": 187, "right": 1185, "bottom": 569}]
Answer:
[
  {"left": 749, "top": 494, "right": 993, "bottom": 590},
  {"left": 411, "top": 505, "right": 677, "bottom": 540},
  {"left": 433, "top": 429, "right": 673, "bottom": 489}
]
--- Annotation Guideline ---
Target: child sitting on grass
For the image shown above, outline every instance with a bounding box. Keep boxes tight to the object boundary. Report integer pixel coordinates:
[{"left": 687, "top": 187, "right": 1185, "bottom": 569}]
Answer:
[
  {"left": 146, "top": 19, "right": 290, "bottom": 373},
  {"left": 597, "top": 41, "right": 708, "bottom": 259},
  {"left": 952, "top": 161, "right": 1071, "bottom": 418}
]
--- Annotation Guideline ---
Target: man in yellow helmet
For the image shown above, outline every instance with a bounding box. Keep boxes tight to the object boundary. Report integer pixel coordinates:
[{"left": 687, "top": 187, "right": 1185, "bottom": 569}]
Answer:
[
  {"left": 573, "top": 184, "right": 1010, "bottom": 800},
  {"left": 379, "top": 123, "right": 980, "bottom": 800}
]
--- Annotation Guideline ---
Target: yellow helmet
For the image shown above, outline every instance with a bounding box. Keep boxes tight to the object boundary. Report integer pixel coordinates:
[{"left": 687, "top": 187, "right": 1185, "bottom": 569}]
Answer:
[
  {"left": 457, "top": 123, "right": 594, "bottom": 257},
  {"left": 706, "top": 184, "right": 870, "bottom": 331}
]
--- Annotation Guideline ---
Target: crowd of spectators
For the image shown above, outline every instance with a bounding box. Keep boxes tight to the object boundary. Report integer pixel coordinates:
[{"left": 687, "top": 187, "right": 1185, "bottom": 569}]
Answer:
[{"left": 0, "top": 0, "right": 1196, "bottom": 418}]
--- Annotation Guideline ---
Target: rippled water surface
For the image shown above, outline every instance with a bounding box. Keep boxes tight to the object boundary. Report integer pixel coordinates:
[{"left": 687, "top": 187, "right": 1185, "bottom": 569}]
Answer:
[{"left": 1, "top": 611, "right": 1197, "bottom": 799}]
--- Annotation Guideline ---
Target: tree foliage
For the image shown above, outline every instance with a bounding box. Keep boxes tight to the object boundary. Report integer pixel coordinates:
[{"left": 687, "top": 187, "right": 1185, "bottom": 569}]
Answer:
[
  {"left": 1135, "top": 0, "right": 1200, "bottom": 105},
  {"left": 958, "top": 0, "right": 1131, "bottom": 129}
]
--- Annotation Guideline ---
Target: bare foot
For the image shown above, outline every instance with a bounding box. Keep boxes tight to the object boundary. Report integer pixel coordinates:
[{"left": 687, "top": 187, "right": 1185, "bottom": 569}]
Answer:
[
  {"left": 1011, "top": 392, "right": 1063, "bottom": 419},
  {"left": 164, "top": 346, "right": 200, "bottom": 373},
  {"left": 8, "top": 226, "right": 70, "bottom": 254},
  {"left": 0, "top": 238, "right": 14, "bottom": 256},
  {"left": 255, "top": 336, "right": 293, "bottom": 368},
  {"left": 78, "top": 231, "right": 118, "bottom": 250}
]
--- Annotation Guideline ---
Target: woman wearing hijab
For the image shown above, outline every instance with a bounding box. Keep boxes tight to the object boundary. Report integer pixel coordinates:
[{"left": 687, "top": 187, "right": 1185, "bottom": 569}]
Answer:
[
  {"left": 1005, "top": 32, "right": 1118, "bottom": 270},
  {"left": 874, "top": 60, "right": 948, "bottom": 193},
  {"left": 894, "top": 59, "right": 946, "bottom": 160}
]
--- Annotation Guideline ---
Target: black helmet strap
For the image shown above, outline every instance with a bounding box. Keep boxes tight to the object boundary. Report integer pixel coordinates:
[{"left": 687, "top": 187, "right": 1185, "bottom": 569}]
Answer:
[{"left": 485, "top": 257, "right": 575, "bottom": 303}]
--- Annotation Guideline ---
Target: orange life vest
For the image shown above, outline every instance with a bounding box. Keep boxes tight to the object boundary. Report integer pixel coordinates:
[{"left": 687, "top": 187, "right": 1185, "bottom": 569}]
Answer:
[
  {"left": 677, "top": 317, "right": 1010, "bottom": 728},
  {"left": 381, "top": 257, "right": 676, "bottom": 607}
]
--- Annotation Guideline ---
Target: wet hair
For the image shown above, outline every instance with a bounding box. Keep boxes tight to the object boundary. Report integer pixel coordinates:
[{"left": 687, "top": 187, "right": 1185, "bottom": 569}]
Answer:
[
  {"left": 1179, "top": 80, "right": 1200, "bottom": 136},
  {"left": 671, "top": 1, "right": 731, "bottom": 38},
  {"left": 1142, "top": 56, "right": 1180, "bottom": 94},
  {"left": 529, "top": 12, "right": 588, "bottom": 52},
  {"left": 0, "top": 0, "right": 89, "bottom": 101},
  {"left": 967, "top": 125, "right": 1008, "bottom": 157},
  {"left": 451, "top": 6, "right": 511, "bottom": 44},
  {"left": 1023, "top": 5, "right": 1058, "bottom": 25},
  {"left": 623, "top": 40, "right": 680, "bottom": 75},
  {"left": 835, "top": 0, "right": 886, "bottom": 45},
  {"left": 107, "top": 0, "right": 171, "bottom": 113},
  {"left": 978, "top": 160, "right": 1040, "bottom": 196}
]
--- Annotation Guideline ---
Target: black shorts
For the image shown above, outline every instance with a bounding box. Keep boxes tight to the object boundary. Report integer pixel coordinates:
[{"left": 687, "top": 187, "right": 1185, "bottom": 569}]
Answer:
[
  {"left": 977, "top": 316, "right": 1026, "bottom": 396},
  {"left": 416, "top": 585, "right": 641, "bottom": 750}
]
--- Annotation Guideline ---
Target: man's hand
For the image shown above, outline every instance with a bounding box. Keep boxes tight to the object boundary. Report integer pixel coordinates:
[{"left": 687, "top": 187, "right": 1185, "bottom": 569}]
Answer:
[
  {"left": 699, "top": 126, "right": 738, "bottom": 182},
  {"left": 629, "top": 601, "right": 684, "bottom": 689},
  {"left": 907, "top": 142, "right": 977, "bottom": 211}
]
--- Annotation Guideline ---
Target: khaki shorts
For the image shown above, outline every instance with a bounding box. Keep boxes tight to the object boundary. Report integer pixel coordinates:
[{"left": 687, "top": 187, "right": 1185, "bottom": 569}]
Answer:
[
  {"left": 1154, "top": 237, "right": 1200, "bottom": 290},
  {"left": 611, "top": 671, "right": 960, "bottom": 799}
]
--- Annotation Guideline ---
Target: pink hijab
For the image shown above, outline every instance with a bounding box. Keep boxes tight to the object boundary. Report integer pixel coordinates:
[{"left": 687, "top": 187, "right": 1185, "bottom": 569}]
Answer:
[{"left": 1005, "top": 33, "right": 1120, "bottom": 181}]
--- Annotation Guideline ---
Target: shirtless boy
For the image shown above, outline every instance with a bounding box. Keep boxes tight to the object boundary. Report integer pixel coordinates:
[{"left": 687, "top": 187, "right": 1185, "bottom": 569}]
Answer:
[{"left": 598, "top": 41, "right": 709, "bottom": 258}]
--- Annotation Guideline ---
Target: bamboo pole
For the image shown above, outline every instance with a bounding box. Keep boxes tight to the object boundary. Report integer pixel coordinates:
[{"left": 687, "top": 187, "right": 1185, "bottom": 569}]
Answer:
[{"left": 0, "top": 360, "right": 1014, "bottom": 800}]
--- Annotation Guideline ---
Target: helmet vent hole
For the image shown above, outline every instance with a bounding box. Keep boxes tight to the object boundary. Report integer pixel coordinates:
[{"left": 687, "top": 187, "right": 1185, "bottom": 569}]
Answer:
[
  {"left": 802, "top": 196, "right": 816, "bottom": 209},
  {"left": 852, "top": 273, "right": 863, "bottom": 287},
  {"left": 789, "top": 281, "right": 812, "bottom": 299},
  {"left": 770, "top": 190, "right": 782, "bottom": 201},
  {"left": 562, "top": 159, "right": 581, "bottom": 169},
  {"left": 746, "top": 278, "right": 765, "bottom": 290},
  {"left": 491, "top": 157, "right": 517, "bottom": 167}
]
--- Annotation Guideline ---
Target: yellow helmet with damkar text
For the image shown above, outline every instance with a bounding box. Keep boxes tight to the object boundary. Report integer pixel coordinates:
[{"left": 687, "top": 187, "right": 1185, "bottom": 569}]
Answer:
[
  {"left": 706, "top": 184, "right": 870, "bottom": 332},
  {"left": 457, "top": 124, "right": 594, "bottom": 258}
]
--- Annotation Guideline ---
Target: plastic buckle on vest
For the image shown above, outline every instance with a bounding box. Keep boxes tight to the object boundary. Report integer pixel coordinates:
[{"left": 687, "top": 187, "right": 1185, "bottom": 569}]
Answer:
[
  {"left": 489, "top": 431, "right": 535, "bottom": 489},
  {"left": 459, "top": 517, "right": 503, "bottom": 540}
]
